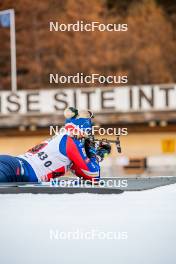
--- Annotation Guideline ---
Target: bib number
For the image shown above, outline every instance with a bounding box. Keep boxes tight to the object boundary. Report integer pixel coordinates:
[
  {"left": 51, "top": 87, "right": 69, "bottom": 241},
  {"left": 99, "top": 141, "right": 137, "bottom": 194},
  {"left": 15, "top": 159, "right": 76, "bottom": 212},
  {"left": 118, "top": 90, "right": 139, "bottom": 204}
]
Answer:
[{"left": 37, "top": 151, "right": 52, "bottom": 168}]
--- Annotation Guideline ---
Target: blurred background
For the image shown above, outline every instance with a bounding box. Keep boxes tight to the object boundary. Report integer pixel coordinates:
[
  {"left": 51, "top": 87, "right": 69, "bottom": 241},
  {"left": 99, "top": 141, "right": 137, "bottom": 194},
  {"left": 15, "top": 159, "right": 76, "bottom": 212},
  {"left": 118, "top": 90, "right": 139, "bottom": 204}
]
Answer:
[{"left": 0, "top": 0, "right": 176, "bottom": 177}]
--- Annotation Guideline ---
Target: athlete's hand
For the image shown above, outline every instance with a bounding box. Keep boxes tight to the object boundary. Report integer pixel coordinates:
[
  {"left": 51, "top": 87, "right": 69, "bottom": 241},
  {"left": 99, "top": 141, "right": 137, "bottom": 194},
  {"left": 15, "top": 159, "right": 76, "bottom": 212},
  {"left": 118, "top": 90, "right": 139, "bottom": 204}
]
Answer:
[
  {"left": 84, "top": 138, "right": 96, "bottom": 158},
  {"left": 96, "top": 141, "right": 111, "bottom": 161}
]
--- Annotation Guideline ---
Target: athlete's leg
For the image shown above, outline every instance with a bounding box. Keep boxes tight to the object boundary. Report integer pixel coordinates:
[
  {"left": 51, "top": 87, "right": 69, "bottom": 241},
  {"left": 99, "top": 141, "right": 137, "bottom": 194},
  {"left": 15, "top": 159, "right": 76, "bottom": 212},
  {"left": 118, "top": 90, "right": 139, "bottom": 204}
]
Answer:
[
  {"left": 0, "top": 155, "right": 29, "bottom": 182},
  {"left": 0, "top": 155, "right": 18, "bottom": 182}
]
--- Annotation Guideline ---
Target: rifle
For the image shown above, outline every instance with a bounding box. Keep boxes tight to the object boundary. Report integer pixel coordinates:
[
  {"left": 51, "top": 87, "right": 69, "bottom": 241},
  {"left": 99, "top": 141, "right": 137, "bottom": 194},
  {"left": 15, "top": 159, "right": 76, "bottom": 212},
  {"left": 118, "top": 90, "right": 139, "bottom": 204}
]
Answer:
[
  {"left": 88, "top": 136, "right": 122, "bottom": 154},
  {"left": 72, "top": 134, "right": 122, "bottom": 154}
]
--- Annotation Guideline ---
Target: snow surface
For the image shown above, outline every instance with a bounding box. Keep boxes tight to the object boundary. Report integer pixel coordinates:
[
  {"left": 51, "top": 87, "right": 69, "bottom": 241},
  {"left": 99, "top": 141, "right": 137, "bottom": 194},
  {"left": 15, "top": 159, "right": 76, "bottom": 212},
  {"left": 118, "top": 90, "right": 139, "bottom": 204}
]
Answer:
[{"left": 0, "top": 184, "right": 176, "bottom": 264}]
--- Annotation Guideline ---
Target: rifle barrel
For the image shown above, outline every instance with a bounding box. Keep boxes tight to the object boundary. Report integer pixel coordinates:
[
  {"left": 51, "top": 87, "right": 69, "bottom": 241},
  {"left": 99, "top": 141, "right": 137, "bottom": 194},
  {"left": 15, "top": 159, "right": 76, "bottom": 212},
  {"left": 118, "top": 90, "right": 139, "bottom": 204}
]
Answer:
[{"left": 94, "top": 139, "right": 118, "bottom": 144}]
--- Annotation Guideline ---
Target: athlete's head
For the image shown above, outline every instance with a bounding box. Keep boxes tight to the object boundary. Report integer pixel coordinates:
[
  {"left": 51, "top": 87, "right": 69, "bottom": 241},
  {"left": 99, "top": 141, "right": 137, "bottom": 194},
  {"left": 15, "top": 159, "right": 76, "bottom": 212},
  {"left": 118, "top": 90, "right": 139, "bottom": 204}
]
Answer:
[{"left": 64, "top": 107, "right": 94, "bottom": 137}]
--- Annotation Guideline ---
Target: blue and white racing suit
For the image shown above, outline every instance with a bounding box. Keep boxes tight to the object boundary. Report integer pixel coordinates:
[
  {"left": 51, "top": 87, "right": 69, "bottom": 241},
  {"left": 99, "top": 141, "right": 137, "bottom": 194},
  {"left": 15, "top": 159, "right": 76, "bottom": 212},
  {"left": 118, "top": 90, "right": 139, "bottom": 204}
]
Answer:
[{"left": 0, "top": 133, "right": 100, "bottom": 183}]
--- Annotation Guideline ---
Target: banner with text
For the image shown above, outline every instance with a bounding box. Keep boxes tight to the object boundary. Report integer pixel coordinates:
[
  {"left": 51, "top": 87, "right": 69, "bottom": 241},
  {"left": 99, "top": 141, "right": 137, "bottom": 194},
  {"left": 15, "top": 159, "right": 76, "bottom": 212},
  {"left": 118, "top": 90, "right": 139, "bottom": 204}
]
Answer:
[{"left": 0, "top": 84, "right": 176, "bottom": 114}]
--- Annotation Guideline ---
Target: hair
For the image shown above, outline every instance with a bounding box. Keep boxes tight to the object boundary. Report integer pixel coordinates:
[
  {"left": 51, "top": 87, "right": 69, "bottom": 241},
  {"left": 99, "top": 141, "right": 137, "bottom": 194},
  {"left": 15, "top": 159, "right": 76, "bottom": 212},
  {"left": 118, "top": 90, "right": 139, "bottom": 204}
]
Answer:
[
  {"left": 64, "top": 107, "right": 78, "bottom": 119},
  {"left": 64, "top": 107, "right": 92, "bottom": 119}
]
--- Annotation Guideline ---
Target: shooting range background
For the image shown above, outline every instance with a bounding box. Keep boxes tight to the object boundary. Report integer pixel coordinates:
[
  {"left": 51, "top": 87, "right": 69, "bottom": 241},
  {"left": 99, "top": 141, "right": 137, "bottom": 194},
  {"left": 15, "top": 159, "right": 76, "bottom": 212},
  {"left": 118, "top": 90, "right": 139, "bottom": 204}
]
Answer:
[{"left": 0, "top": 0, "right": 176, "bottom": 176}]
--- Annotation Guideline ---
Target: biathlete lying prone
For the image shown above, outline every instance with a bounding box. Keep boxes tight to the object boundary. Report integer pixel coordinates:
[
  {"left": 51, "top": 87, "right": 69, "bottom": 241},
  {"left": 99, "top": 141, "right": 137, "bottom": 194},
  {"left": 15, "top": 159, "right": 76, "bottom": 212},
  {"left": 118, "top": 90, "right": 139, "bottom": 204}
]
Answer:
[{"left": 0, "top": 107, "right": 111, "bottom": 183}]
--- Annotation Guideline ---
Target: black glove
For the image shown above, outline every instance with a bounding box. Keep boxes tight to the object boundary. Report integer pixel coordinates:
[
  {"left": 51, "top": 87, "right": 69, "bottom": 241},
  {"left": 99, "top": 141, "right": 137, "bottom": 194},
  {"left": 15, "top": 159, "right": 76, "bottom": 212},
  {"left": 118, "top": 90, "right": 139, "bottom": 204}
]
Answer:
[
  {"left": 96, "top": 141, "right": 111, "bottom": 161},
  {"left": 84, "top": 138, "right": 96, "bottom": 158}
]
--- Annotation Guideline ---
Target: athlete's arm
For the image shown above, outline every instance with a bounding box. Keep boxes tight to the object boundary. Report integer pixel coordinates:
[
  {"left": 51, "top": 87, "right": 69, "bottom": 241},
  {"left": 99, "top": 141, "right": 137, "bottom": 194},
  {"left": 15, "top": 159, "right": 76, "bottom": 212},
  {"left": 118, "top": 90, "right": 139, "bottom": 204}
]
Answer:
[{"left": 66, "top": 136, "right": 100, "bottom": 182}]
